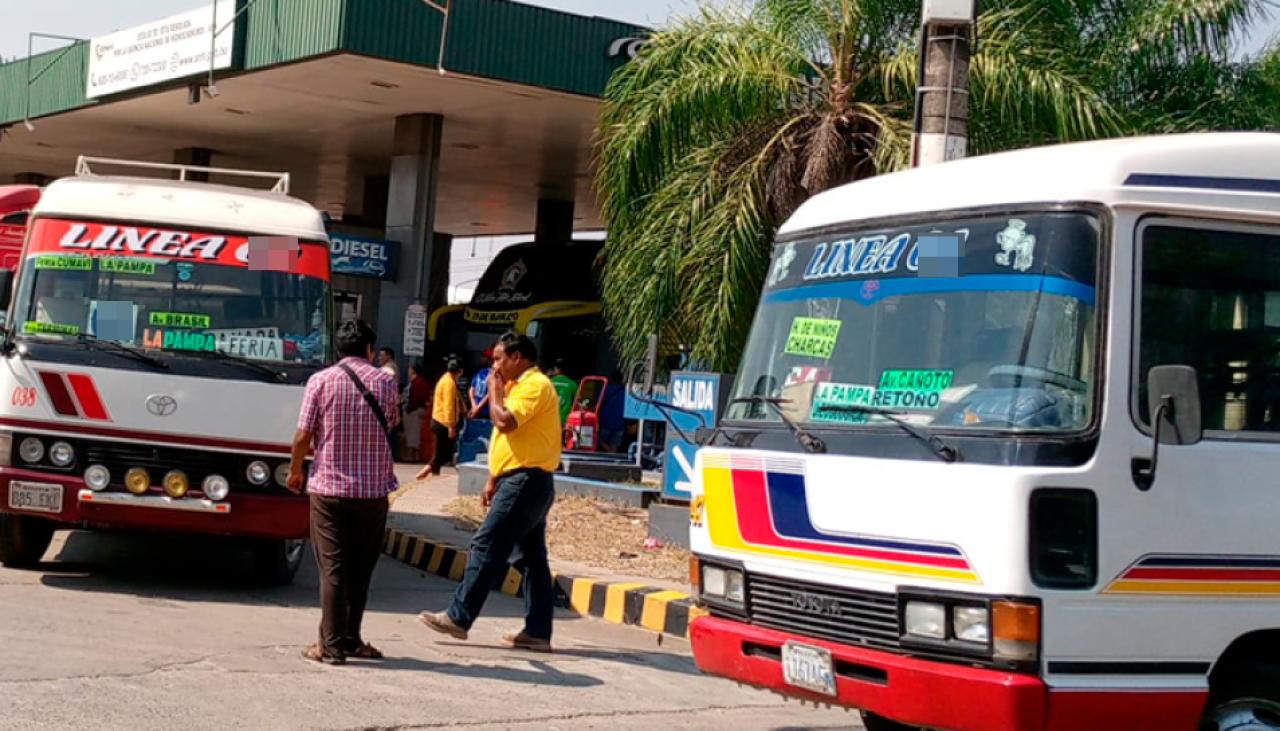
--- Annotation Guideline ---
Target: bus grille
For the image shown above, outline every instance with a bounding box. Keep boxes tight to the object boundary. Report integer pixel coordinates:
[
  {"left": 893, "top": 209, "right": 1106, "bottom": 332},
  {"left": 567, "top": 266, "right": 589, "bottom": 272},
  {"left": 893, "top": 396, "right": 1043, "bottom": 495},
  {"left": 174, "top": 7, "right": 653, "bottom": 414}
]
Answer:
[{"left": 744, "top": 574, "right": 902, "bottom": 652}]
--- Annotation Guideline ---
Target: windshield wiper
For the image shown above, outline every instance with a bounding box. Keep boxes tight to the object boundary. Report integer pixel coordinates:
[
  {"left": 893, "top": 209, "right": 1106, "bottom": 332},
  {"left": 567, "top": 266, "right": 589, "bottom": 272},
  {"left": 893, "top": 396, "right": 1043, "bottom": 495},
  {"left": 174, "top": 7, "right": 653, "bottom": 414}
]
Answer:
[
  {"left": 74, "top": 333, "right": 169, "bottom": 369},
  {"left": 730, "top": 396, "right": 827, "bottom": 454},
  {"left": 190, "top": 348, "right": 288, "bottom": 383},
  {"left": 815, "top": 404, "right": 960, "bottom": 463}
]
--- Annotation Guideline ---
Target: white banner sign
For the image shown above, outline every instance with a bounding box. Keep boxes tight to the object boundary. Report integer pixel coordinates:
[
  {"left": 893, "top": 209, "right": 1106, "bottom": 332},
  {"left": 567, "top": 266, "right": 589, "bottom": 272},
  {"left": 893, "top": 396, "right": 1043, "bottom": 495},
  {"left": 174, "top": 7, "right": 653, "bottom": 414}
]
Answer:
[
  {"left": 87, "top": 0, "right": 237, "bottom": 99},
  {"left": 403, "top": 304, "right": 427, "bottom": 358}
]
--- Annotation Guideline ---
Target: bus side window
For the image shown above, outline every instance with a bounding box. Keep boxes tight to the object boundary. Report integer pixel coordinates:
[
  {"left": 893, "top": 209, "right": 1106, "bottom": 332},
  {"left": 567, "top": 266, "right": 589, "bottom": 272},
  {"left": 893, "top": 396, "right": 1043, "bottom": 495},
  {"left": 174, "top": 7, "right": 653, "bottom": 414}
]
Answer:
[{"left": 1139, "top": 221, "right": 1280, "bottom": 434}]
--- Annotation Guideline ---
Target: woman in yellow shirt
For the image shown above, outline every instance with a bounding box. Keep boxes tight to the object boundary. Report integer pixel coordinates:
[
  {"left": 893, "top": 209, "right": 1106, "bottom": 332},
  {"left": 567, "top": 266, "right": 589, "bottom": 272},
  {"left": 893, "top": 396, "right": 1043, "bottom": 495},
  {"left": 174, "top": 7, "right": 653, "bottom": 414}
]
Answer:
[{"left": 421, "top": 357, "right": 465, "bottom": 477}]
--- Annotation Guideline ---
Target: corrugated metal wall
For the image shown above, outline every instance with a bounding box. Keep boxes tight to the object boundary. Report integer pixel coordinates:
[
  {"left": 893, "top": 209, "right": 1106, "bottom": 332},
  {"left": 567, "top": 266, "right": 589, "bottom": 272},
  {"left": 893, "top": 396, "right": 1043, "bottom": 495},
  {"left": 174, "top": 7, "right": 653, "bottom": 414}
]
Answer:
[
  {"left": 342, "top": 0, "right": 641, "bottom": 97},
  {"left": 241, "top": 0, "right": 347, "bottom": 69},
  {"left": 0, "top": 43, "right": 93, "bottom": 126}
]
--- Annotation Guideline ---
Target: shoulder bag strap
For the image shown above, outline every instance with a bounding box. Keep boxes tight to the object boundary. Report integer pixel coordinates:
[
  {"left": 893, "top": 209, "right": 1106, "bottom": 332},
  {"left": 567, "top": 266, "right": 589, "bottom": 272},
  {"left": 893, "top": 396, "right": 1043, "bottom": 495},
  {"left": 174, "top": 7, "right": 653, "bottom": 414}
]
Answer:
[{"left": 338, "top": 362, "right": 390, "bottom": 433}]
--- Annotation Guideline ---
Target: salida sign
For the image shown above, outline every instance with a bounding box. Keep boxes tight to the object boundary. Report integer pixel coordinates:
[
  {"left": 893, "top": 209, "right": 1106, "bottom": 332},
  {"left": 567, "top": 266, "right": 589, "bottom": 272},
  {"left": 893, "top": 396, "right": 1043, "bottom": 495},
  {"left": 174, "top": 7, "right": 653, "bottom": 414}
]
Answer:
[{"left": 26, "top": 219, "right": 330, "bottom": 280}]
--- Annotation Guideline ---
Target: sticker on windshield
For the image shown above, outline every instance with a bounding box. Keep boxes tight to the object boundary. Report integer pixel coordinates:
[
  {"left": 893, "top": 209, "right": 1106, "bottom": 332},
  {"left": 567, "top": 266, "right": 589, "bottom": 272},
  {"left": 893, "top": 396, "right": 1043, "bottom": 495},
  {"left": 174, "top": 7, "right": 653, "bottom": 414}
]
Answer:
[
  {"left": 23, "top": 321, "right": 80, "bottom": 336},
  {"left": 995, "top": 219, "right": 1036, "bottom": 272},
  {"left": 150, "top": 312, "right": 212, "bottom": 329},
  {"left": 874, "top": 369, "right": 954, "bottom": 410},
  {"left": 784, "top": 317, "right": 841, "bottom": 359},
  {"left": 34, "top": 254, "right": 92, "bottom": 271},
  {"left": 810, "top": 382, "right": 877, "bottom": 424},
  {"left": 100, "top": 257, "right": 157, "bottom": 275}
]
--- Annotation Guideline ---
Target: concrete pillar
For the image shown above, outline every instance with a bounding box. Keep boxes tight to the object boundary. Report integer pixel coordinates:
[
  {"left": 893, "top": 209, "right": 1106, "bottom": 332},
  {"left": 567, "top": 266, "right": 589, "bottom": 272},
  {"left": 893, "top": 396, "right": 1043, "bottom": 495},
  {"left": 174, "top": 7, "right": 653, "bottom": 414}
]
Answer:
[
  {"left": 377, "top": 114, "right": 446, "bottom": 369},
  {"left": 173, "top": 147, "right": 213, "bottom": 182},
  {"left": 535, "top": 198, "right": 574, "bottom": 245},
  {"left": 914, "top": 22, "right": 971, "bottom": 167}
]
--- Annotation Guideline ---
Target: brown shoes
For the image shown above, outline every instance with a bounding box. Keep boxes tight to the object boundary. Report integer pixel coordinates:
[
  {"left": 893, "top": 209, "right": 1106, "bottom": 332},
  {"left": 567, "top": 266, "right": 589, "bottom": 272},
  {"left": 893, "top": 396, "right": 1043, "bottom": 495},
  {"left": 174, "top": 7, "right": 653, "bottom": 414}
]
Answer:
[
  {"left": 417, "top": 611, "right": 468, "bottom": 640},
  {"left": 502, "top": 631, "right": 552, "bottom": 653}
]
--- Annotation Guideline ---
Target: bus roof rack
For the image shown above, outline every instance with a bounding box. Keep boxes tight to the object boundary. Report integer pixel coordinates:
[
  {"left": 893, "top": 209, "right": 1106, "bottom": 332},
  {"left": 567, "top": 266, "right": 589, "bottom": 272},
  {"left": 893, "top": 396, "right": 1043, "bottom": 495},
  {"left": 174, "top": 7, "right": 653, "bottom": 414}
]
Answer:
[{"left": 74, "top": 156, "right": 291, "bottom": 195}]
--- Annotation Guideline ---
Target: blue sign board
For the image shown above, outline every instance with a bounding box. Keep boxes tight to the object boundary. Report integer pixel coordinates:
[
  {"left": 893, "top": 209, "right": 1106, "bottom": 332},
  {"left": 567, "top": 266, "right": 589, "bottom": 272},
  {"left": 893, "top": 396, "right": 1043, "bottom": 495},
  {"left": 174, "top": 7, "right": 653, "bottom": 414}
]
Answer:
[
  {"left": 660, "top": 372, "right": 725, "bottom": 500},
  {"left": 329, "top": 233, "right": 396, "bottom": 280}
]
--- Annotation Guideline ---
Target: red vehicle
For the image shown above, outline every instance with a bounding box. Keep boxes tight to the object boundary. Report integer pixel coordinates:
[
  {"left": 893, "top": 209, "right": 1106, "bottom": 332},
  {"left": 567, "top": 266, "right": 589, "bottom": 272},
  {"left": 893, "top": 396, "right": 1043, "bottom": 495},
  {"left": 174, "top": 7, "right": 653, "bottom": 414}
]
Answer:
[
  {"left": 564, "top": 376, "right": 607, "bottom": 451},
  {"left": 0, "top": 185, "right": 40, "bottom": 272}
]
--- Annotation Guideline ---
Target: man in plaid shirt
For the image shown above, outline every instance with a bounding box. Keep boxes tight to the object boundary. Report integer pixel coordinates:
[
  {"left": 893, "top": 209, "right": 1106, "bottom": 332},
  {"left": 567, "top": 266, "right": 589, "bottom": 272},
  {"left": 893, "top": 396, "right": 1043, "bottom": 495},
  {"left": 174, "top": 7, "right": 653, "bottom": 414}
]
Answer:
[{"left": 287, "top": 319, "right": 400, "bottom": 665}]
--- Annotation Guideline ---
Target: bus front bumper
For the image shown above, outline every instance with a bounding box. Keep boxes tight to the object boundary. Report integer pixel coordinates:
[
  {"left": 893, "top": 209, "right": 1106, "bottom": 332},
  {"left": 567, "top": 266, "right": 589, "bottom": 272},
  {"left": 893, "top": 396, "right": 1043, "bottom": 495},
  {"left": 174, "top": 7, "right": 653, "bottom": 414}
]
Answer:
[
  {"left": 0, "top": 467, "right": 309, "bottom": 540},
  {"left": 689, "top": 615, "right": 1206, "bottom": 731}
]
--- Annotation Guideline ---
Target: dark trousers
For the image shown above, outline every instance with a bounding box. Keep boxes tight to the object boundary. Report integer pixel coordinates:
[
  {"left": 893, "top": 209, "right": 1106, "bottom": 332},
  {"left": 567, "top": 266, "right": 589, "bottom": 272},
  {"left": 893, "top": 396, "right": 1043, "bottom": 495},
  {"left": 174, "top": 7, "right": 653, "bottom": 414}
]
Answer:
[
  {"left": 310, "top": 493, "right": 389, "bottom": 656},
  {"left": 429, "top": 419, "right": 457, "bottom": 471},
  {"left": 447, "top": 468, "right": 556, "bottom": 639}
]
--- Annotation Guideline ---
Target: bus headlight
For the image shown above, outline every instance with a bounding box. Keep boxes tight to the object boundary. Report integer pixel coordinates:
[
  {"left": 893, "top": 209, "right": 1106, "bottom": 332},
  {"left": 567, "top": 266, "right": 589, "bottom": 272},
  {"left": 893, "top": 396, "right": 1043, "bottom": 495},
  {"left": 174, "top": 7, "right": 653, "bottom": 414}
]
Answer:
[
  {"left": 202, "top": 475, "right": 230, "bottom": 501},
  {"left": 49, "top": 441, "right": 74, "bottom": 467},
  {"left": 19, "top": 437, "right": 44, "bottom": 463},
  {"left": 953, "top": 605, "right": 991, "bottom": 644},
  {"left": 246, "top": 461, "right": 270, "bottom": 486},
  {"left": 274, "top": 463, "right": 290, "bottom": 488},
  {"left": 698, "top": 562, "right": 745, "bottom": 605},
  {"left": 163, "top": 471, "right": 189, "bottom": 499},
  {"left": 0, "top": 431, "right": 13, "bottom": 467},
  {"left": 83, "top": 465, "right": 111, "bottom": 492},
  {"left": 904, "top": 601, "right": 947, "bottom": 639}
]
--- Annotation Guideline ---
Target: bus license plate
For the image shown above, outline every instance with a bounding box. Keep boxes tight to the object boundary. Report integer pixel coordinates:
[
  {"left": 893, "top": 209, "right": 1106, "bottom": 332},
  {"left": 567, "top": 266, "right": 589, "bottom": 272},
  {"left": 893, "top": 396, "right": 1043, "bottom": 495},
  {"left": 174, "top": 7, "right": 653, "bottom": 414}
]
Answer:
[
  {"left": 8, "top": 482, "right": 63, "bottom": 514},
  {"left": 782, "top": 641, "right": 837, "bottom": 696}
]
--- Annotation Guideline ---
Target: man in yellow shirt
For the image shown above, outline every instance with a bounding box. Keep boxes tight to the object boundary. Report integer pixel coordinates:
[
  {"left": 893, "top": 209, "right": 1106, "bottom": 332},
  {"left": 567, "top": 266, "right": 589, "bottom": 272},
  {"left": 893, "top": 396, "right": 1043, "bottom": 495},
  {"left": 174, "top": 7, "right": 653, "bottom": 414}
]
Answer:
[
  {"left": 417, "top": 357, "right": 464, "bottom": 478},
  {"left": 418, "top": 331, "right": 561, "bottom": 652}
]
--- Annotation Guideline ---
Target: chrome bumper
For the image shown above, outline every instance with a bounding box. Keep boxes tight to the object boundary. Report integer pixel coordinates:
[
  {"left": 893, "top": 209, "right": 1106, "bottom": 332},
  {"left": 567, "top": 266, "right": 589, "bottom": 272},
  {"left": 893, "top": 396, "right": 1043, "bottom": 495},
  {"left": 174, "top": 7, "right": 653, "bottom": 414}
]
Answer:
[{"left": 77, "top": 490, "right": 231, "bottom": 514}]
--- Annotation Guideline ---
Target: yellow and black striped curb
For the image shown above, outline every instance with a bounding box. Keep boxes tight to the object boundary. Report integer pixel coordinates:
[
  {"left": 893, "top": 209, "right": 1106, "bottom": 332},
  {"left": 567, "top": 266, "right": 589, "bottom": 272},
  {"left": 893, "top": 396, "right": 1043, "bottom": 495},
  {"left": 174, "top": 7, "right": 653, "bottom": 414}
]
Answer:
[{"left": 383, "top": 527, "right": 706, "bottom": 639}]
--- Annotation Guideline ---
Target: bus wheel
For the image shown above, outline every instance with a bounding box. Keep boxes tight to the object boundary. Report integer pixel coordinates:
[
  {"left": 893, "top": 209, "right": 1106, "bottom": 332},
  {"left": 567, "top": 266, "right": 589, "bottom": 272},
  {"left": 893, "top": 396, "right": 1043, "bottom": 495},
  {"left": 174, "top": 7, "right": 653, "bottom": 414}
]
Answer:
[
  {"left": 0, "top": 513, "right": 55, "bottom": 568},
  {"left": 860, "top": 712, "right": 920, "bottom": 731},
  {"left": 251, "top": 538, "right": 306, "bottom": 586},
  {"left": 1199, "top": 666, "right": 1280, "bottom": 731}
]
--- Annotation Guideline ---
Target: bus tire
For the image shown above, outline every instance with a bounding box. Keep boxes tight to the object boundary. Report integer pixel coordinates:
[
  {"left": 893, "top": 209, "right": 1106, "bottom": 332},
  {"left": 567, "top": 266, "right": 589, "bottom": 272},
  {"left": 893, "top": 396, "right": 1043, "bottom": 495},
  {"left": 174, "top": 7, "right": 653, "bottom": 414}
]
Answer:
[
  {"left": 860, "top": 711, "right": 920, "bottom": 731},
  {"left": 0, "top": 513, "right": 55, "bottom": 568},
  {"left": 1199, "top": 664, "right": 1280, "bottom": 731},
  {"left": 251, "top": 538, "right": 305, "bottom": 586}
]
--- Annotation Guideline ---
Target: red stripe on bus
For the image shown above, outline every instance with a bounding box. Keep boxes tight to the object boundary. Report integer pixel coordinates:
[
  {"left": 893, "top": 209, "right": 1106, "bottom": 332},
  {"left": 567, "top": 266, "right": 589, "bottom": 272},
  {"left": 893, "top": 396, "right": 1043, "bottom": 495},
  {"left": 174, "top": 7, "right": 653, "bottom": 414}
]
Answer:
[
  {"left": 66, "top": 374, "right": 110, "bottom": 421},
  {"left": 37, "top": 371, "right": 80, "bottom": 418}
]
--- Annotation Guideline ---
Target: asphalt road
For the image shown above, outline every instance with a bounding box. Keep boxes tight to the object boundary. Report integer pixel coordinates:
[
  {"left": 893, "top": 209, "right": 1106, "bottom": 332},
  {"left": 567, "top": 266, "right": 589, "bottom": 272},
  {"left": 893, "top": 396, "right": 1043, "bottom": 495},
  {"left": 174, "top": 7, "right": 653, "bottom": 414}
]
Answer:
[{"left": 0, "top": 529, "right": 861, "bottom": 731}]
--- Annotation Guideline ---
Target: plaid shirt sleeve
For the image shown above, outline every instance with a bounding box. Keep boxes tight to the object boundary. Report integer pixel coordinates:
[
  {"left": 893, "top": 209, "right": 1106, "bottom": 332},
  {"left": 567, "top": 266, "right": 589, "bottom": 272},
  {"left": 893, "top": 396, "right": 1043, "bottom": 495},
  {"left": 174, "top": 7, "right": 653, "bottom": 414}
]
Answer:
[
  {"left": 377, "top": 373, "right": 401, "bottom": 429},
  {"left": 298, "top": 375, "right": 323, "bottom": 432}
]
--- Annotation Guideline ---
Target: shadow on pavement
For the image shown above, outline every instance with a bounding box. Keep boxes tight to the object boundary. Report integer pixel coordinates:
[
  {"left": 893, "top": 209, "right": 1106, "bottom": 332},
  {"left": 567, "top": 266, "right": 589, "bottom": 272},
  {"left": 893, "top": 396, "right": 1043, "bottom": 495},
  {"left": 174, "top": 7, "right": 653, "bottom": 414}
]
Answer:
[{"left": 361, "top": 655, "right": 604, "bottom": 687}]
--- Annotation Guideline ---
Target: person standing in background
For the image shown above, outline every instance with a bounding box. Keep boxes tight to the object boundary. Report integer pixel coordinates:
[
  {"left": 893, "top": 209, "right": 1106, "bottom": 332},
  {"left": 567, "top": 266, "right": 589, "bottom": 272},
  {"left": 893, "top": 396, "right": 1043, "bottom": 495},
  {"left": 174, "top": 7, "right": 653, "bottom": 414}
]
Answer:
[
  {"left": 288, "top": 320, "right": 399, "bottom": 665},
  {"left": 377, "top": 347, "right": 402, "bottom": 457},
  {"left": 598, "top": 370, "right": 627, "bottom": 453},
  {"left": 547, "top": 359, "right": 578, "bottom": 426},
  {"left": 417, "top": 357, "right": 465, "bottom": 478},
  {"left": 469, "top": 347, "right": 494, "bottom": 419},
  {"left": 401, "top": 362, "right": 431, "bottom": 462}
]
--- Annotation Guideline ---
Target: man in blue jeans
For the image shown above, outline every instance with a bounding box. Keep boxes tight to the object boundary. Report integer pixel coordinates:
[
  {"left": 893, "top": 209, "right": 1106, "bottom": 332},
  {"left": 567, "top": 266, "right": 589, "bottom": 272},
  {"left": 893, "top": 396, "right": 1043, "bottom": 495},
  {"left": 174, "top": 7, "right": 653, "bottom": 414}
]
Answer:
[{"left": 418, "top": 330, "right": 561, "bottom": 652}]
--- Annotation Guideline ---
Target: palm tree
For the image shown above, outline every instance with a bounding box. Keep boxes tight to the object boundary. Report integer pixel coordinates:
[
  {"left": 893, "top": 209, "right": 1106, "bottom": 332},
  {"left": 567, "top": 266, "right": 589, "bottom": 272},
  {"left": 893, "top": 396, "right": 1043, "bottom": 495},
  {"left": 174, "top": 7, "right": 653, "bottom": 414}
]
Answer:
[{"left": 595, "top": 0, "right": 1280, "bottom": 373}]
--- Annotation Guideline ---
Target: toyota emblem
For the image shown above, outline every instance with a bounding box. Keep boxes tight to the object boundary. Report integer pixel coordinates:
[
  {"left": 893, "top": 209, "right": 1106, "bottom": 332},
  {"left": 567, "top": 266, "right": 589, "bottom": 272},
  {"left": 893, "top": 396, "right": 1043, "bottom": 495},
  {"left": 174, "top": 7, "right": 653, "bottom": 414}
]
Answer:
[{"left": 145, "top": 394, "right": 178, "bottom": 417}]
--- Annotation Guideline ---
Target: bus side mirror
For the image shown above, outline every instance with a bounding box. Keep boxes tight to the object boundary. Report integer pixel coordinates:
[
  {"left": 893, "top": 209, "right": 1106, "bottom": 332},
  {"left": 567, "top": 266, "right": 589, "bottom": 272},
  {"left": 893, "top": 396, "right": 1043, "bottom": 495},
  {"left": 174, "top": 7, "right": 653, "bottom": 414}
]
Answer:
[
  {"left": 1148, "top": 365, "right": 1203, "bottom": 446},
  {"left": 1134, "top": 365, "right": 1202, "bottom": 492}
]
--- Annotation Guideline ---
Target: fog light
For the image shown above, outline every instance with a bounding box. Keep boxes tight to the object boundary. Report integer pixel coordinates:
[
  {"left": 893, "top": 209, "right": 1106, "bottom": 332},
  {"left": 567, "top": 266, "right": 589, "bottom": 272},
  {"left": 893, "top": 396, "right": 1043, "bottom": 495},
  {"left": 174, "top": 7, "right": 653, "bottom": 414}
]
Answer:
[
  {"left": 203, "top": 474, "right": 230, "bottom": 501},
  {"left": 83, "top": 465, "right": 111, "bottom": 492},
  {"left": 19, "top": 437, "right": 44, "bottom": 463},
  {"left": 125, "top": 468, "right": 151, "bottom": 495},
  {"left": 163, "top": 470, "right": 189, "bottom": 498},
  {"left": 247, "top": 461, "right": 270, "bottom": 486},
  {"left": 953, "top": 606, "right": 991, "bottom": 644},
  {"left": 0, "top": 431, "right": 13, "bottom": 467},
  {"left": 49, "top": 441, "right": 74, "bottom": 467},
  {"left": 274, "top": 462, "right": 290, "bottom": 487},
  {"left": 904, "top": 601, "right": 946, "bottom": 639}
]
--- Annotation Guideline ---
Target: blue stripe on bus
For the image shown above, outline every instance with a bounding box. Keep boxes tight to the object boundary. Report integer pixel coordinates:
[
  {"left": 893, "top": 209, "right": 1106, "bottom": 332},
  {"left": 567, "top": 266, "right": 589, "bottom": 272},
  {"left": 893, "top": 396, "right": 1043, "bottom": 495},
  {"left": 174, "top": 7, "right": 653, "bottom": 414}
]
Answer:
[
  {"left": 763, "top": 274, "right": 1096, "bottom": 306},
  {"left": 1124, "top": 173, "right": 1280, "bottom": 195}
]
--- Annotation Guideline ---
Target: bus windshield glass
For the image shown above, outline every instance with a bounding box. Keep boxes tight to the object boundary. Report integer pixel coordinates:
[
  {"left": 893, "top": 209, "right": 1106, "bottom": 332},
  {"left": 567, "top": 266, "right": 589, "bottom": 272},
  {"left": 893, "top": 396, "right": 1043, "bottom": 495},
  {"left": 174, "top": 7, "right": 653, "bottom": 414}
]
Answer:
[
  {"left": 728, "top": 211, "right": 1101, "bottom": 432},
  {"left": 14, "top": 218, "right": 331, "bottom": 365}
]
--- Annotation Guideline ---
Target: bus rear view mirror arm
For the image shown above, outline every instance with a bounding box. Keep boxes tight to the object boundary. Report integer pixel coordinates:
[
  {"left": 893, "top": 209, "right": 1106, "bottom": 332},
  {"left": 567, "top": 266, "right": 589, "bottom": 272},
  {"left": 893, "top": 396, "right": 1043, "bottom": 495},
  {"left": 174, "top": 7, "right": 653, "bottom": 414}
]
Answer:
[{"left": 1133, "top": 365, "right": 1203, "bottom": 491}]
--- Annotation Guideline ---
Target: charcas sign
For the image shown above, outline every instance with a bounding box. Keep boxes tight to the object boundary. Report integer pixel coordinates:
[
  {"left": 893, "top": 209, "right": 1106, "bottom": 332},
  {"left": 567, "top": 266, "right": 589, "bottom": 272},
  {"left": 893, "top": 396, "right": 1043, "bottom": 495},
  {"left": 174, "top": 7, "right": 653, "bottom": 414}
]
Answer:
[{"left": 87, "top": 0, "right": 237, "bottom": 99}]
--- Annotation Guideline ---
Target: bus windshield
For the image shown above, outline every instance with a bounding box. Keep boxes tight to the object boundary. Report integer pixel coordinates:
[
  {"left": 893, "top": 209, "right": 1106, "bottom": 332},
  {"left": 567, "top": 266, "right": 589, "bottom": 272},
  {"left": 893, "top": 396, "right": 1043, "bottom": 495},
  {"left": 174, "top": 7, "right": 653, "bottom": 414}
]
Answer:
[
  {"left": 14, "top": 218, "right": 331, "bottom": 365},
  {"left": 728, "top": 211, "right": 1101, "bottom": 432}
]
